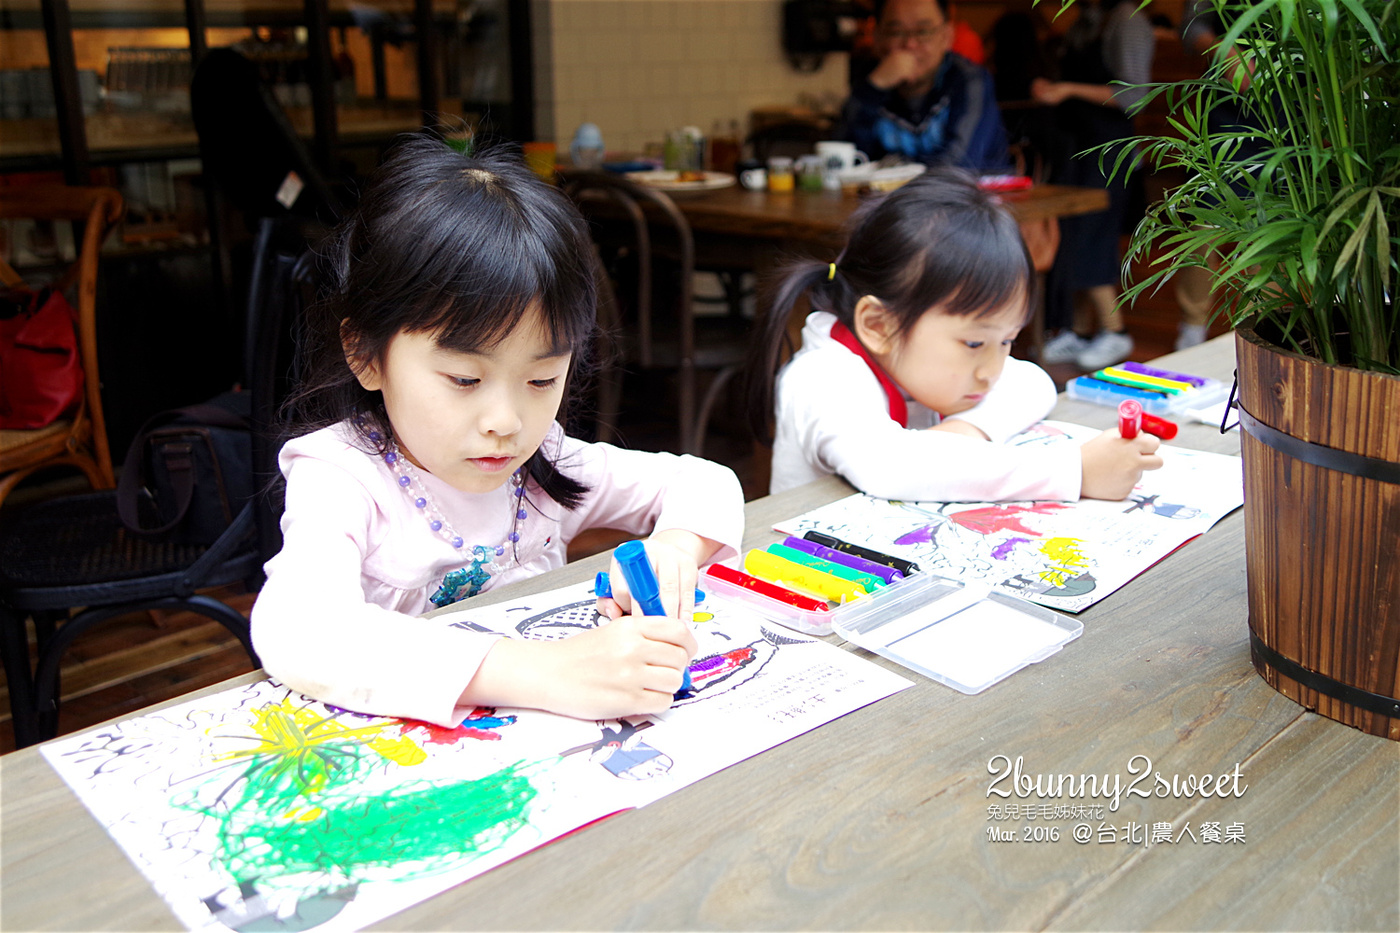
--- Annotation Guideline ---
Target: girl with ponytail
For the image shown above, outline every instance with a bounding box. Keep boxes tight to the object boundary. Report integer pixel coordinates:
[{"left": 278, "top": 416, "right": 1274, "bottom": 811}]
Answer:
[{"left": 746, "top": 166, "right": 1160, "bottom": 501}]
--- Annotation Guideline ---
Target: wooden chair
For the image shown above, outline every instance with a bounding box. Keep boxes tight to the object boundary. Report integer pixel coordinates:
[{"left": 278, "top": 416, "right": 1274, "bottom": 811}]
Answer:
[
  {"left": 564, "top": 173, "right": 750, "bottom": 457},
  {"left": 0, "top": 185, "right": 124, "bottom": 510},
  {"left": 0, "top": 215, "right": 316, "bottom": 748}
]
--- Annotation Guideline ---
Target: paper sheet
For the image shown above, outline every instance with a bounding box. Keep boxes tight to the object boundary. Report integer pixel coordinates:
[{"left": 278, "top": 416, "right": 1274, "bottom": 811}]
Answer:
[
  {"left": 42, "top": 580, "right": 911, "bottom": 933},
  {"left": 774, "top": 421, "right": 1244, "bottom": 613}
]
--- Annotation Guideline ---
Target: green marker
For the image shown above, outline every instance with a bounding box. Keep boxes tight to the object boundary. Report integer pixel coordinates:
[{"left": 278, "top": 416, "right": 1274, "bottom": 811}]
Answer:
[{"left": 765, "top": 543, "right": 888, "bottom": 591}]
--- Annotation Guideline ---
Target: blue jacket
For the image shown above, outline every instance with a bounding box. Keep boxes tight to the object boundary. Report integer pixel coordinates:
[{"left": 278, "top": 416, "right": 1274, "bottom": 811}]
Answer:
[{"left": 842, "top": 53, "right": 1011, "bottom": 173}]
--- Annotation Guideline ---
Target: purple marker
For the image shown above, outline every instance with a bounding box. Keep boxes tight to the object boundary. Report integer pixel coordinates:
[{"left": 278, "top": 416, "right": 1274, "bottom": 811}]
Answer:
[
  {"left": 781, "top": 536, "right": 904, "bottom": 584},
  {"left": 1119, "top": 361, "right": 1208, "bottom": 387}
]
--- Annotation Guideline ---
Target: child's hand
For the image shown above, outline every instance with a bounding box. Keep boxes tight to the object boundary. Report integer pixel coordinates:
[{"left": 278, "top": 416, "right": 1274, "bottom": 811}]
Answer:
[
  {"left": 464, "top": 620, "right": 697, "bottom": 719},
  {"left": 597, "top": 530, "right": 709, "bottom": 621},
  {"left": 1079, "top": 429, "right": 1164, "bottom": 500}
]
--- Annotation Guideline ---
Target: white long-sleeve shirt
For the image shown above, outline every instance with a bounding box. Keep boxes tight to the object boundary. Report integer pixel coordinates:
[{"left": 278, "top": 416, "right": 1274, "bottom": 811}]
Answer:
[
  {"left": 251, "top": 421, "right": 744, "bottom": 726},
  {"left": 770, "top": 311, "right": 1082, "bottom": 501}
]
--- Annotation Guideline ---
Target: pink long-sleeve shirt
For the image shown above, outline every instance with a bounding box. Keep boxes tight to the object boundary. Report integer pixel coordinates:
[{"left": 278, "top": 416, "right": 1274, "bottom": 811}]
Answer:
[{"left": 251, "top": 421, "right": 744, "bottom": 725}]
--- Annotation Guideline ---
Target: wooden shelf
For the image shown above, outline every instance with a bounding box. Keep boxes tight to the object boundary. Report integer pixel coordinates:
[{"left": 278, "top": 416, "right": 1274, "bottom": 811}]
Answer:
[
  {"left": 0, "top": 100, "right": 460, "bottom": 166},
  {"left": 0, "top": 0, "right": 458, "bottom": 31}
]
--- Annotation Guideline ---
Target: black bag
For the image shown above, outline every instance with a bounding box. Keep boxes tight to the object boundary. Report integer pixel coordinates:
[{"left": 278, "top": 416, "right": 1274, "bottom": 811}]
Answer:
[{"left": 116, "top": 391, "right": 254, "bottom": 546}]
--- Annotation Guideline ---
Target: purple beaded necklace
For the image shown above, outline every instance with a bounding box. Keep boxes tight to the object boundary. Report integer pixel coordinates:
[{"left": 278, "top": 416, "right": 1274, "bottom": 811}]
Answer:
[{"left": 371, "top": 429, "right": 528, "bottom": 607}]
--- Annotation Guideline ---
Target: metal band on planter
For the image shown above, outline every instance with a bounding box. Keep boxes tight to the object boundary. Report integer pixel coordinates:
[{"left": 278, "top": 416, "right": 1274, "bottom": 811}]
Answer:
[
  {"left": 1237, "top": 405, "right": 1400, "bottom": 485},
  {"left": 1250, "top": 631, "right": 1400, "bottom": 719}
]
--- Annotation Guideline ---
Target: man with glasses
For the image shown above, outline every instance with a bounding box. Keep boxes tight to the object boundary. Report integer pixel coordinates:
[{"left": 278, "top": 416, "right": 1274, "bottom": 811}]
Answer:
[{"left": 841, "top": 0, "right": 1010, "bottom": 171}]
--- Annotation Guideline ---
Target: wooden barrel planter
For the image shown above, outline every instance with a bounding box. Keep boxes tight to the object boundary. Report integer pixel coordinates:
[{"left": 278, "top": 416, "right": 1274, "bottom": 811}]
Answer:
[{"left": 1236, "top": 328, "right": 1400, "bottom": 739}]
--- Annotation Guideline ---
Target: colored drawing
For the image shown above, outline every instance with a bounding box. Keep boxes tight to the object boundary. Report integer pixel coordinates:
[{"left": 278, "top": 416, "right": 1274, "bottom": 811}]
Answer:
[
  {"left": 948, "top": 503, "right": 1067, "bottom": 536},
  {"left": 1123, "top": 494, "right": 1201, "bottom": 520},
  {"left": 561, "top": 720, "right": 672, "bottom": 781},
  {"left": 672, "top": 627, "right": 795, "bottom": 705},
  {"left": 1036, "top": 537, "right": 1089, "bottom": 586},
  {"left": 43, "top": 581, "right": 912, "bottom": 933},
  {"left": 991, "top": 537, "right": 1028, "bottom": 560},
  {"left": 773, "top": 421, "right": 1244, "bottom": 613},
  {"left": 401, "top": 708, "right": 517, "bottom": 744}
]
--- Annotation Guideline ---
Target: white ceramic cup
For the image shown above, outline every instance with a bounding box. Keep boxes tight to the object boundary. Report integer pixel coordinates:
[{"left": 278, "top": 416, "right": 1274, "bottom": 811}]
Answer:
[
  {"left": 740, "top": 167, "right": 768, "bottom": 190},
  {"left": 815, "top": 140, "right": 869, "bottom": 172}
]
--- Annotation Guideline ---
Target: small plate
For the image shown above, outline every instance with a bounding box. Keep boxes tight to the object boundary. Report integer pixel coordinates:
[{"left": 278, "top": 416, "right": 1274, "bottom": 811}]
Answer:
[{"left": 624, "top": 170, "right": 736, "bottom": 192}]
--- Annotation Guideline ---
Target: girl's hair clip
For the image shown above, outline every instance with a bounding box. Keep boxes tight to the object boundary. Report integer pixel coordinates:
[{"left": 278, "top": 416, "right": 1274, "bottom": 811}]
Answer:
[{"left": 827, "top": 262, "right": 837, "bottom": 281}]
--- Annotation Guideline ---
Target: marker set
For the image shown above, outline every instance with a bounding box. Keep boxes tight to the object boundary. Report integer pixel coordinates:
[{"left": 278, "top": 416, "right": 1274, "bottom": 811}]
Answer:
[
  {"left": 605, "top": 535, "right": 1082, "bottom": 692},
  {"left": 703, "top": 532, "right": 926, "bottom": 636},
  {"left": 1067, "top": 361, "right": 1229, "bottom": 415}
]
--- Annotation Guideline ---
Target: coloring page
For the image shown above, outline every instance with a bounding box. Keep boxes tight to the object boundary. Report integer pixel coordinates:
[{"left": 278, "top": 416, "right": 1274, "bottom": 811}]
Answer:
[
  {"left": 773, "top": 422, "right": 1244, "bottom": 613},
  {"left": 42, "top": 581, "right": 910, "bottom": 933}
]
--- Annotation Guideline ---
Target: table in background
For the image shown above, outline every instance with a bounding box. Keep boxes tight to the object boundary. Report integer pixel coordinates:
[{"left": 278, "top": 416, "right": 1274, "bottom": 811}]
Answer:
[
  {"left": 672, "top": 181, "right": 1108, "bottom": 253},
  {"left": 2, "top": 335, "right": 1395, "bottom": 930},
  {"left": 670, "top": 180, "right": 1109, "bottom": 487}
]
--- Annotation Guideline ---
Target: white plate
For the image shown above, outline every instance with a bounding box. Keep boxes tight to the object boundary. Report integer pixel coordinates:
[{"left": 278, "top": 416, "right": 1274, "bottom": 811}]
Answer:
[
  {"left": 624, "top": 170, "right": 736, "bottom": 192},
  {"left": 838, "top": 163, "right": 926, "bottom": 191}
]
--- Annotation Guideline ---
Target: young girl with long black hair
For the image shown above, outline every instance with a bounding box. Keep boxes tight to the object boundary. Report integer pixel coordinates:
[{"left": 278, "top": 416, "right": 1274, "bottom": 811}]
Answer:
[{"left": 252, "top": 136, "right": 743, "bottom": 726}]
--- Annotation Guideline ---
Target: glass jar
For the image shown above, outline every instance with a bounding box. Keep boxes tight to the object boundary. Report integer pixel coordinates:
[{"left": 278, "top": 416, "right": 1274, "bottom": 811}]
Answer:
[{"left": 767, "top": 156, "right": 794, "bottom": 192}]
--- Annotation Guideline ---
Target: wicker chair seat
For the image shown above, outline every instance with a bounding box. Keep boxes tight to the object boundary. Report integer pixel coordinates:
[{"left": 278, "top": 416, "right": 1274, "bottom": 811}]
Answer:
[{"left": 0, "top": 491, "right": 259, "bottom": 599}]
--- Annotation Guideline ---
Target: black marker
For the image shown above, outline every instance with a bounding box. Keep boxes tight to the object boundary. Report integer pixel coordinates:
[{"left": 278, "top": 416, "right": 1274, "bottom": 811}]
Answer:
[{"left": 802, "top": 531, "right": 920, "bottom": 576}]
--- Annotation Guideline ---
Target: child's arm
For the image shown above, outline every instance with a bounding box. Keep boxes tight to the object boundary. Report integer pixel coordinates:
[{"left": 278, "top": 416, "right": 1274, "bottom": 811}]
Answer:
[
  {"left": 458, "top": 616, "right": 698, "bottom": 719},
  {"left": 253, "top": 454, "right": 503, "bottom": 726},
  {"left": 935, "top": 357, "right": 1058, "bottom": 442},
  {"left": 780, "top": 351, "right": 1084, "bottom": 502}
]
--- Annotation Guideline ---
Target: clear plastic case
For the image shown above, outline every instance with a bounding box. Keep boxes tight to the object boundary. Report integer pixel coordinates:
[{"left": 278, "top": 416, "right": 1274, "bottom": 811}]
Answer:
[
  {"left": 1066, "top": 374, "right": 1230, "bottom": 415},
  {"left": 830, "top": 574, "right": 1082, "bottom": 694}
]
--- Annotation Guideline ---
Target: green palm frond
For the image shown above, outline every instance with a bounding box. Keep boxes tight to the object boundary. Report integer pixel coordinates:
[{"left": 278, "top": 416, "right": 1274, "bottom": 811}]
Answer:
[{"left": 1053, "top": 0, "right": 1399, "bottom": 371}]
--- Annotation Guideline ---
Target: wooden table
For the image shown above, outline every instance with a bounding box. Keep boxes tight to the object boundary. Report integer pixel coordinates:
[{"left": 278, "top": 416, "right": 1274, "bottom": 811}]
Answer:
[
  {"left": 671, "top": 182, "right": 1109, "bottom": 254},
  {"left": 3, "top": 335, "right": 1396, "bottom": 931}
]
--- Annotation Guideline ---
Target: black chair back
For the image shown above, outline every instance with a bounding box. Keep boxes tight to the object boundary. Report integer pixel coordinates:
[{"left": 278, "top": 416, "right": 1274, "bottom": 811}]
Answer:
[{"left": 564, "top": 173, "right": 747, "bottom": 457}]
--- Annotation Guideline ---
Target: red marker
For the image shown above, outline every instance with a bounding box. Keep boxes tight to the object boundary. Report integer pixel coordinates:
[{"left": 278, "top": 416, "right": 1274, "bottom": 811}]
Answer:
[
  {"left": 704, "top": 564, "right": 831, "bottom": 612},
  {"left": 1140, "top": 412, "right": 1178, "bottom": 440},
  {"left": 1118, "top": 399, "right": 1142, "bottom": 439}
]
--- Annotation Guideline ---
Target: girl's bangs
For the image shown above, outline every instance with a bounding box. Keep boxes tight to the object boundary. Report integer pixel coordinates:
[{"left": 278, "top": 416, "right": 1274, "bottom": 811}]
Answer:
[
  {"left": 906, "top": 212, "right": 1031, "bottom": 322},
  {"left": 419, "top": 243, "right": 593, "bottom": 357}
]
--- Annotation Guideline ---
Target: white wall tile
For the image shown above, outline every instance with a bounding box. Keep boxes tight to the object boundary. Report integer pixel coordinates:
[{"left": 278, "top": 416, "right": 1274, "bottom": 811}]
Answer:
[{"left": 539, "top": 0, "right": 850, "bottom": 145}]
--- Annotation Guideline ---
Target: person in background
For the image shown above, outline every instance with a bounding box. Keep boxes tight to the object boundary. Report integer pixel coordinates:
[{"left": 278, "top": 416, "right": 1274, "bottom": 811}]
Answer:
[
  {"left": 987, "top": 6, "right": 1058, "bottom": 180},
  {"left": 1032, "top": 0, "right": 1155, "bottom": 371},
  {"left": 1171, "top": 0, "right": 1259, "bottom": 350},
  {"left": 841, "top": 0, "right": 1011, "bottom": 172},
  {"left": 949, "top": 3, "right": 986, "bottom": 65}
]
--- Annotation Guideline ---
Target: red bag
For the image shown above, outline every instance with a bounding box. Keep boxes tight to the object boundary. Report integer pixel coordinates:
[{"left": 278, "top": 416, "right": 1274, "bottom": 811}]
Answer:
[{"left": 0, "top": 285, "right": 85, "bottom": 429}]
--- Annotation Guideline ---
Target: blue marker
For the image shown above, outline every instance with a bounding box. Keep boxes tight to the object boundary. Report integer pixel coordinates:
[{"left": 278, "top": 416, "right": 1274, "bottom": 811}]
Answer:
[
  {"left": 594, "top": 571, "right": 704, "bottom": 605},
  {"left": 601, "top": 540, "right": 695, "bottom": 697}
]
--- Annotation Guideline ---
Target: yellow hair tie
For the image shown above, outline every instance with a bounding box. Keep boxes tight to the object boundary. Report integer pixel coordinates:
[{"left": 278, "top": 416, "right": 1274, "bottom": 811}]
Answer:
[{"left": 828, "top": 262, "right": 837, "bottom": 281}]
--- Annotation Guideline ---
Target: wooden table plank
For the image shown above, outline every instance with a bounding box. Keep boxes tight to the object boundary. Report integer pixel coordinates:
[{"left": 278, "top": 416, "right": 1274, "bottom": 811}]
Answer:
[{"left": 1047, "top": 714, "right": 1400, "bottom": 931}]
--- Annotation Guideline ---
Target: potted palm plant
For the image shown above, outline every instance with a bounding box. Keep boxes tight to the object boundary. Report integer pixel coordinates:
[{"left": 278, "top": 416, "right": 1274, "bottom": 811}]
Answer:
[{"left": 1085, "top": 0, "right": 1399, "bottom": 738}]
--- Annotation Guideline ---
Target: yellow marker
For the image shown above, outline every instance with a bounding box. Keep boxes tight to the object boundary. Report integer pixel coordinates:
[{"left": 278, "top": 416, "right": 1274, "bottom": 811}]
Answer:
[
  {"left": 1101, "top": 367, "right": 1195, "bottom": 392},
  {"left": 744, "top": 549, "right": 867, "bottom": 604}
]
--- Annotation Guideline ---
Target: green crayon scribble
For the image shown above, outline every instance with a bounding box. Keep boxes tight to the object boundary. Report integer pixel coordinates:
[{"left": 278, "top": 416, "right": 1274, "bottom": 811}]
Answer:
[
  {"left": 213, "top": 760, "right": 539, "bottom": 883},
  {"left": 185, "top": 698, "right": 543, "bottom": 891}
]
